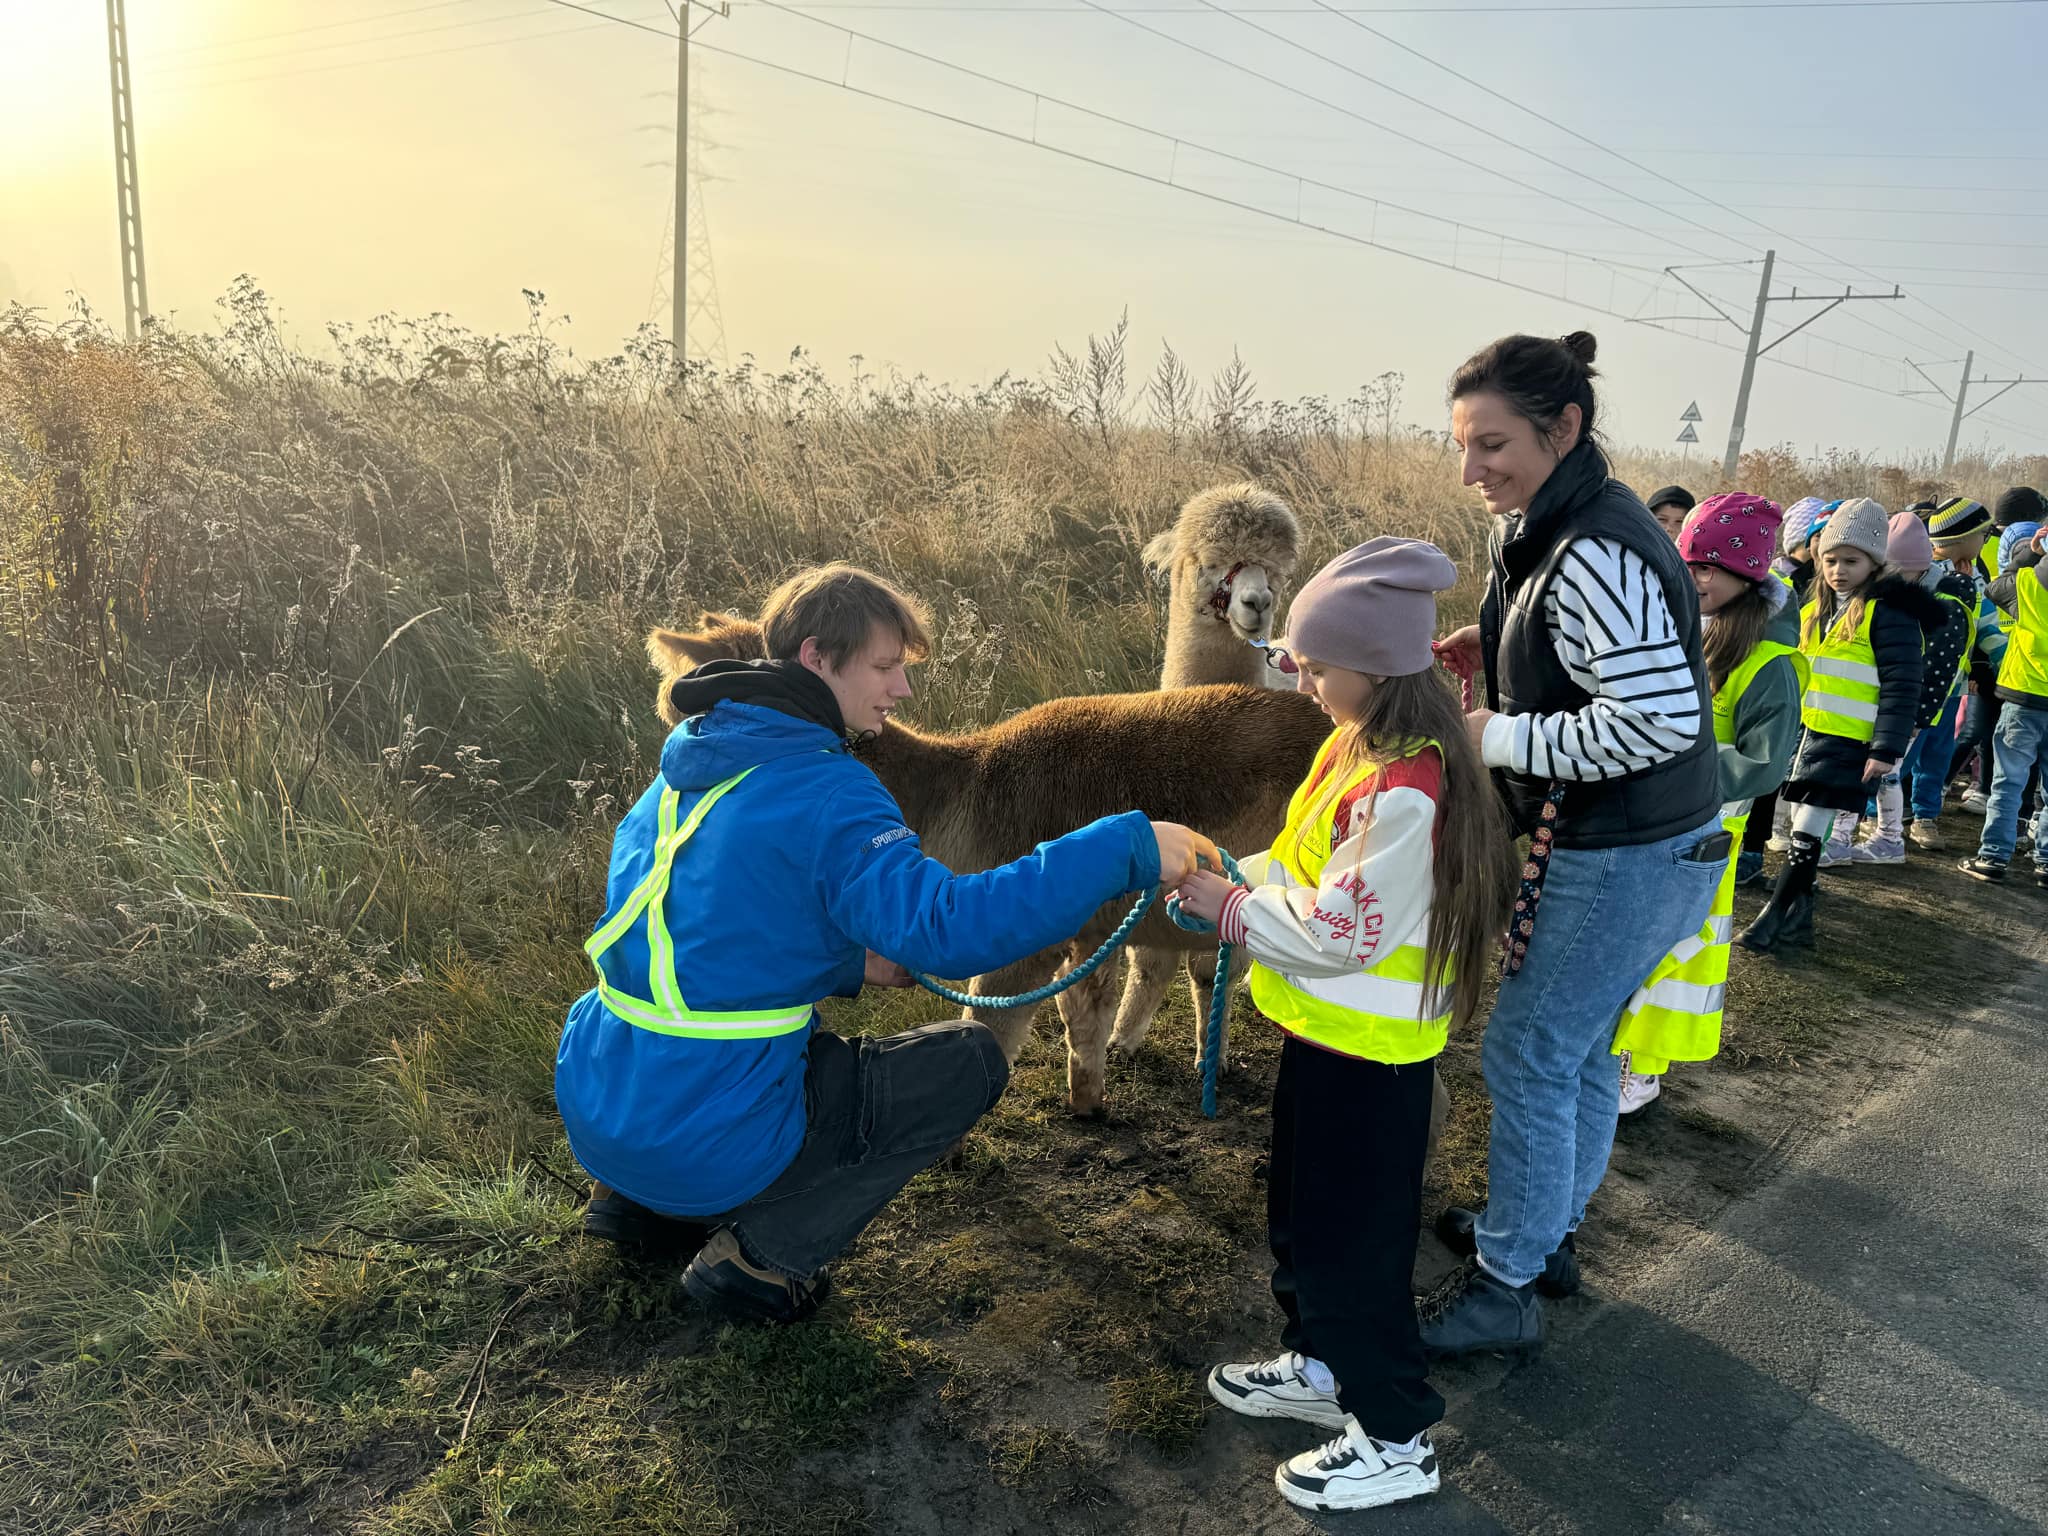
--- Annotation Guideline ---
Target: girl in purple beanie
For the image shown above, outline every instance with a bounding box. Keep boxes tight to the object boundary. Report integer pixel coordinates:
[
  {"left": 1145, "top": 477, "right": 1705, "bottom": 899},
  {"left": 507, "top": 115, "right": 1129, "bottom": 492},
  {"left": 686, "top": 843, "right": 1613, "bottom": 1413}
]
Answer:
[{"left": 1173, "top": 536, "right": 1516, "bottom": 1516}]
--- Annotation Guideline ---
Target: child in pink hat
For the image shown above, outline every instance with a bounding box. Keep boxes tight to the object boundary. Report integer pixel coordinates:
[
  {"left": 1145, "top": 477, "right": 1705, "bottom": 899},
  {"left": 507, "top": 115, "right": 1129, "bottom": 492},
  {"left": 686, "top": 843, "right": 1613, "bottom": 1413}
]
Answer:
[{"left": 1613, "top": 493, "right": 1805, "bottom": 1113}]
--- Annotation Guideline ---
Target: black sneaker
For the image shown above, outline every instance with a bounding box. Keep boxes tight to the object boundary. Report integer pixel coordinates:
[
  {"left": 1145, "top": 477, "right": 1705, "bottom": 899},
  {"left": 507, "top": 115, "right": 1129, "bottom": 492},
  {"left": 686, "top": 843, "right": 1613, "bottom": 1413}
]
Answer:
[
  {"left": 584, "top": 1183, "right": 711, "bottom": 1263},
  {"left": 1959, "top": 856, "right": 2008, "bottom": 883},
  {"left": 1416, "top": 1258, "right": 1543, "bottom": 1359},
  {"left": 681, "top": 1228, "right": 831, "bottom": 1324},
  {"left": 1432, "top": 1207, "right": 1580, "bottom": 1298}
]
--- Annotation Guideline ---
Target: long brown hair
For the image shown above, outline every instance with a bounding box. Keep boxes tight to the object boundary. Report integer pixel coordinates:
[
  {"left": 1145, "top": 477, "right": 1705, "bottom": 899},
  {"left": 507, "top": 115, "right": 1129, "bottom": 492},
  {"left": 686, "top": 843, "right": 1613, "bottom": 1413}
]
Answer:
[
  {"left": 1702, "top": 580, "right": 1776, "bottom": 693},
  {"left": 1801, "top": 559, "right": 1891, "bottom": 649},
  {"left": 1285, "top": 668, "right": 1517, "bottom": 1032}
]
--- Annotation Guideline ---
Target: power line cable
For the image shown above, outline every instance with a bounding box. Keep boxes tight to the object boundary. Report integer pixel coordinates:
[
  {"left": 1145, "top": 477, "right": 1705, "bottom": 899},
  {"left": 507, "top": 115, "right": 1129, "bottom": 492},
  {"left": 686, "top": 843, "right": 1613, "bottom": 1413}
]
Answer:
[{"left": 554, "top": 1, "right": 2008, "bottom": 410}]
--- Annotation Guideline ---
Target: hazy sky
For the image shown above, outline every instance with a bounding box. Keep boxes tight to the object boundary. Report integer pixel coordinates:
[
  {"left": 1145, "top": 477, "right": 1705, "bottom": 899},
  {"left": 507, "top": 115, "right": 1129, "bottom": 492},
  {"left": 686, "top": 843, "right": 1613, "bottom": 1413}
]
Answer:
[{"left": 6, "top": 0, "right": 2046, "bottom": 459}]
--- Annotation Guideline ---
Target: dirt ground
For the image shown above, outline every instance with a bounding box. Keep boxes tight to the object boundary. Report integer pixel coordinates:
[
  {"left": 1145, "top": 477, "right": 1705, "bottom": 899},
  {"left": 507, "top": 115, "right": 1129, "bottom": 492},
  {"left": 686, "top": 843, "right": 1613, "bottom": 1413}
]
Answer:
[
  {"left": 197, "top": 804, "right": 2042, "bottom": 1536},
  {"left": 766, "top": 802, "right": 2044, "bottom": 1536}
]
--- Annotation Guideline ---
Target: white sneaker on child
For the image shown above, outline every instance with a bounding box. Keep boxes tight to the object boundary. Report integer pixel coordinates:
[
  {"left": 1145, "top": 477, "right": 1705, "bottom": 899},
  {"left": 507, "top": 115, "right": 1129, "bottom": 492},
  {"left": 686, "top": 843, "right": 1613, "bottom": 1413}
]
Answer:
[
  {"left": 1208, "top": 1351, "right": 1347, "bottom": 1430},
  {"left": 1848, "top": 836, "right": 1906, "bottom": 865},
  {"left": 1618, "top": 1070, "right": 1663, "bottom": 1115},
  {"left": 1962, "top": 788, "right": 1991, "bottom": 813},
  {"left": 1275, "top": 1418, "right": 1439, "bottom": 1513}
]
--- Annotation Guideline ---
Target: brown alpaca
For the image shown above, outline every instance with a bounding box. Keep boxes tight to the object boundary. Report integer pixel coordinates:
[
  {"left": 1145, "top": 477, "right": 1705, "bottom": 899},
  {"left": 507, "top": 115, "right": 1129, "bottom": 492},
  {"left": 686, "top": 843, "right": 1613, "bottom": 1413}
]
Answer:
[
  {"left": 645, "top": 612, "right": 1329, "bottom": 1116},
  {"left": 1117, "top": 483, "right": 1304, "bottom": 1066}
]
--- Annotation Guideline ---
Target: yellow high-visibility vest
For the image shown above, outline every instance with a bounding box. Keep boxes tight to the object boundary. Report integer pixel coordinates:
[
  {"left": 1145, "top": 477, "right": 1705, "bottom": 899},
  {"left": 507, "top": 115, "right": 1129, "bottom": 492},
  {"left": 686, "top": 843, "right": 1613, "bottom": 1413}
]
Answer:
[
  {"left": 1997, "top": 566, "right": 2048, "bottom": 700},
  {"left": 583, "top": 769, "right": 815, "bottom": 1039},
  {"left": 1800, "top": 599, "right": 1880, "bottom": 743},
  {"left": 1247, "top": 733, "right": 1452, "bottom": 1065},
  {"left": 1615, "top": 638, "right": 1801, "bottom": 1073}
]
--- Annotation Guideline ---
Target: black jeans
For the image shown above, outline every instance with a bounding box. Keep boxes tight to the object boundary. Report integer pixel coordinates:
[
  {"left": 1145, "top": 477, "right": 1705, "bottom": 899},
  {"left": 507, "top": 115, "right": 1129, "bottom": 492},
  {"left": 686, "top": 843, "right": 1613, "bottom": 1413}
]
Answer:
[
  {"left": 1267, "top": 1032, "right": 1443, "bottom": 1443},
  {"left": 1745, "top": 789, "right": 1778, "bottom": 853},
  {"left": 708, "top": 1022, "right": 1009, "bottom": 1280}
]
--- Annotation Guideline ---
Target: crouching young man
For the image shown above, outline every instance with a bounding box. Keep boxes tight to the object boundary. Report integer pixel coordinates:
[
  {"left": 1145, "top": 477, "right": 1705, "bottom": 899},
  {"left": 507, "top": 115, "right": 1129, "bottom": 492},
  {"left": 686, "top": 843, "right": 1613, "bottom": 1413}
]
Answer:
[{"left": 554, "top": 564, "right": 1215, "bottom": 1323}]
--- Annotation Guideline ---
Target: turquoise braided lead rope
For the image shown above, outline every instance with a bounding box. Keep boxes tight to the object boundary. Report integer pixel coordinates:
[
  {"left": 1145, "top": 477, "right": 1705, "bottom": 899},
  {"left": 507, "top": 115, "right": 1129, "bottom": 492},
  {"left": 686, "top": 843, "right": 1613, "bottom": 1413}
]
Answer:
[
  {"left": 911, "top": 848, "right": 1245, "bottom": 1118},
  {"left": 1165, "top": 847, "right": 1244, "bottom": 1118}
]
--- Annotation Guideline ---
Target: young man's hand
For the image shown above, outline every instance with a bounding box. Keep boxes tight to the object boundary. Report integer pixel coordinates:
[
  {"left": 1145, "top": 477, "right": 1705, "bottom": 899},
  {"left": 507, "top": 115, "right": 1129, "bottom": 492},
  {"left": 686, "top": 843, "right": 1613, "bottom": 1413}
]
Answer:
[
  {"left": 863, "top": 951, "right": 915, "bottom": 988},
  {"left": 1150, "top": 821, "right": 1221, "bottom": 889},
  {"left": 1862, "top": 756, "right": 1899, "bottom": 784}
]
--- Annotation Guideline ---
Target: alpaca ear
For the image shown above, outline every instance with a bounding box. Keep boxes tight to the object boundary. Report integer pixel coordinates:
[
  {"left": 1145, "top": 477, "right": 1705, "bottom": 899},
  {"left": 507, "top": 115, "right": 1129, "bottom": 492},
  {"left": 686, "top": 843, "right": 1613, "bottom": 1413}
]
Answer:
[
  {"left": 647, "top": 626, "right": 722, "bottom": 672},
  {"left": 1141, "top": 529, "right": 1179, "bottom": 584}
]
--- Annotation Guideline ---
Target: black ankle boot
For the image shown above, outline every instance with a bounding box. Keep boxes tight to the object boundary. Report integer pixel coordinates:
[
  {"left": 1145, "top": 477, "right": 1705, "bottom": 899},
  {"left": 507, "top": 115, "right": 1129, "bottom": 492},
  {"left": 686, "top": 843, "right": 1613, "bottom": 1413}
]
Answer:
[
  {"left": 1417, "top": 1258, "right": 1544, "bottom": 1358},
  {"left": 585, "top": 1183, "right": 712, "bottom": 1264},
  {"left": 1433, "top": 1208, "right": 1580, "bottom": 1298},
  {"left": 1737, "top": 898, "right": 1788, "bottom": 953},
  {"left": 1740, "top": 832, "right": 1820, "bottom": 955},
  {"left": 1777, "top": 887, "right": 1817, "bottom": 949}
]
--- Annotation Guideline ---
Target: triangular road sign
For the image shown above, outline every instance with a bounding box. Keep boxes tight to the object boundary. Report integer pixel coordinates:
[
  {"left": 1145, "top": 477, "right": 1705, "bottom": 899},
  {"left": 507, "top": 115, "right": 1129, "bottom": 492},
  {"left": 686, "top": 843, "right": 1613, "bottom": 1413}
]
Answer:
[
  {"left": 1676, "top": 423, "right": 1700, "bottom": 444},
  {"left": 1679, "top": 401, "right": 1704, "bottom": 422}
]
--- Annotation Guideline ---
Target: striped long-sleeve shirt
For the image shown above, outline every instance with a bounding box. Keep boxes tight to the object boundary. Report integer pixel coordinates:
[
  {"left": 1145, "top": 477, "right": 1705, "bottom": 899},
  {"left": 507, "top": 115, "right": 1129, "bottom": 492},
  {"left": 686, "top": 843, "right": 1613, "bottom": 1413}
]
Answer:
[{"left": 1481, "top": 538, "right": 1704, "bottom": 782}]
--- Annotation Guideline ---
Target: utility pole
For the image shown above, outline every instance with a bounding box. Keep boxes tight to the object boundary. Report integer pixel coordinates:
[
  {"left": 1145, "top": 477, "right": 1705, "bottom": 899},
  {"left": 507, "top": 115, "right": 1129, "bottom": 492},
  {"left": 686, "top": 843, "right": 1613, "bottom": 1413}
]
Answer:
[
  {"left": 1943, "top": 351, "right": 1973, "bottom": 476},
  {"left": 1646, "top": 252, "right": 1904, "bottom": 477},
  {"left": 1905, "top": 352, "right": 2044, "bottom": 473},
  {"left": 671, "top": 1, "right": 690, "bottom": 361},
  {"left": 1724, "top": 250, "right": 1775, "bottom": 478},
  {"left": 105, "top": 0, "right": 149, "bottom": 340}
]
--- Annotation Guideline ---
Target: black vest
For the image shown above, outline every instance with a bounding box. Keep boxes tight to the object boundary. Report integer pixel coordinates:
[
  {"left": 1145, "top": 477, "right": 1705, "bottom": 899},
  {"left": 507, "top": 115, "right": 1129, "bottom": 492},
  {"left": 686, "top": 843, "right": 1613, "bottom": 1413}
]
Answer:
[{"left": 1478, "top": 442, "right": 1719, "bottom": 850}]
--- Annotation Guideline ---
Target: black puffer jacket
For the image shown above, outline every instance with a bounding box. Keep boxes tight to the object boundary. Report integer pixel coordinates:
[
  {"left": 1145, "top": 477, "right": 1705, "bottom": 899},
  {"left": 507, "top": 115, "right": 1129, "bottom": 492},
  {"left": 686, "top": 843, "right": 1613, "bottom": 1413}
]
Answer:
[
  {"left": 1790, "top": 574, "right": 1947, "bottom": 790},
  {"left": 1916, "top": 568, "right": 1976, "bottom": 728}
]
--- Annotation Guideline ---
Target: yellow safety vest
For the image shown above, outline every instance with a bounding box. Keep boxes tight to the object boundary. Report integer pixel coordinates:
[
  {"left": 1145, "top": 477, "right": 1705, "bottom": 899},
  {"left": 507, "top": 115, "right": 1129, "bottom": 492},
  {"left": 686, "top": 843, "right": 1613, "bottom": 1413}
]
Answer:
[
  {"left": 1799, "top": 599, "right": 1881, "bottom": 743},
  {"left": 1615, "top": 639, "right": 1801, "bottom": 1073},
  {"left": 1997, "top": 565, "right": 2048, "bottom": 699},
  {"left": 1246, "top": 733, "right": 1451, "bottom": 1065},
  {"left": 583, "top": 769, "right": 816, "bottom": 1039}
]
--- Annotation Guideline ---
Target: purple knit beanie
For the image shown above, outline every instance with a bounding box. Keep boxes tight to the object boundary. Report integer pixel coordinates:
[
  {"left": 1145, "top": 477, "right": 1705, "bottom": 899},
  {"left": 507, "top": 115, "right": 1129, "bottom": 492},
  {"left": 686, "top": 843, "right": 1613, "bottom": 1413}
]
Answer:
[{"left": 1281, "top": 537, "right": 1458, "bottom": 677}]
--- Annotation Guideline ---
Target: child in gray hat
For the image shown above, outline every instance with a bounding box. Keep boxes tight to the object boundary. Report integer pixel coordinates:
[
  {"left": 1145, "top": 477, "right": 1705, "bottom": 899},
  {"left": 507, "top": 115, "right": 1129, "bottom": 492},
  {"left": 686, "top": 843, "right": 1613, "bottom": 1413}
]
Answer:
[{"left": 1174, "top": 537, "right": 1517, "bottom": 1515}]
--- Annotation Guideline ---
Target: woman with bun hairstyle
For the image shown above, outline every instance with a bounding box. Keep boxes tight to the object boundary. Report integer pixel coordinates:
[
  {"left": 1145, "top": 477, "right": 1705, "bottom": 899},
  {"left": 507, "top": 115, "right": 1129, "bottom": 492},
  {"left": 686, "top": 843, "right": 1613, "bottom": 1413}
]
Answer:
[{"left": 1427, "top": 332, "right": 1727, "bottom": 1358}]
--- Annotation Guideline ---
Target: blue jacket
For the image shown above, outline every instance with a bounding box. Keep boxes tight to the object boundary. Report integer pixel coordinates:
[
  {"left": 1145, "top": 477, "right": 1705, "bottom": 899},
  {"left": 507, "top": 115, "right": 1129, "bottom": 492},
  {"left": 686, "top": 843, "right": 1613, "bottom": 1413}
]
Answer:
[{"left": 554, "top": 701, "right": 1160, "bottom": 1216}]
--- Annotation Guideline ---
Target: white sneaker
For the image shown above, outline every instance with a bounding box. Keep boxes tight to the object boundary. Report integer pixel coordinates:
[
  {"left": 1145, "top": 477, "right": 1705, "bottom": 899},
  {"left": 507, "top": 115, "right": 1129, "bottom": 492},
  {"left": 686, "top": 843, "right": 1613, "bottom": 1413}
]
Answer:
[
  {"left": 1765, "top": 834, "right": 1791, "bottom": 853},
  {"left": 1275, "top": 1419, "right": 1439, "bottom": 1513},
  {"left": 1208, "top": 1351, "right": 1346, "bottom": 1430},
  {"left": 1618, "top": 1070, "right": 1662, "bottom": 1115},
  {"left": 1907, "top": 821, "right": 1946, "bottom": 850},
  {"left": 1848, "top": 836, "right": 1906, "bottom": 865},
  {"left": 1962, "top": 789, "right": 1990, "bottom": 813}
]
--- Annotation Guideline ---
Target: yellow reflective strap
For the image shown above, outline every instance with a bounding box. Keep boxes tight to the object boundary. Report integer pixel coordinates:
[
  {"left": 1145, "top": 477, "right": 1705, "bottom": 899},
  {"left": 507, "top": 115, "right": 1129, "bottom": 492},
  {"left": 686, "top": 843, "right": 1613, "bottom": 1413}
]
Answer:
[
  {"left": 594, "top": 979, "right": 810, "bottom": 1038},
  {"left": 646, "top": 770, "right": 756, "bottom": 1015}
]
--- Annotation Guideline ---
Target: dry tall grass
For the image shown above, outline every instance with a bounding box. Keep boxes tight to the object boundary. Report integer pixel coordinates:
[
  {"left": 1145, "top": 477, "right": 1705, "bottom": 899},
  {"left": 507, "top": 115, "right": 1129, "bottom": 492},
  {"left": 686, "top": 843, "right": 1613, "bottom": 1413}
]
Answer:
[{"left": 2, "top": 287, "right": 2042, "bottom": 1534}]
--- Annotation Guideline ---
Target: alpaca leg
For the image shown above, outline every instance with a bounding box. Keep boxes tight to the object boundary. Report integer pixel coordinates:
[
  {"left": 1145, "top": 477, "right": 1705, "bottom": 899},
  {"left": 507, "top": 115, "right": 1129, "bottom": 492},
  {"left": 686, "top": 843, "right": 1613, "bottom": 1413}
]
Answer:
[
  {"left": 964, "top": 950, "right": 1062, "bottom": 1065},
  {"left": 1053, "top": 951, "right": 1124, "bottom": 1118},
  {"left": 1107, "top": 946, "right": 1179, "bottom": 1055}
]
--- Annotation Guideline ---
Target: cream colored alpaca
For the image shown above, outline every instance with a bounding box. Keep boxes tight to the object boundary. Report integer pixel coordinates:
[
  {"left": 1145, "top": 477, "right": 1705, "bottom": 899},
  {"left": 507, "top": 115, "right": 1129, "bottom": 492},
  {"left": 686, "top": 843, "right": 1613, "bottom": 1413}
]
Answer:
[
  {"left": 1143, "top": 482, "right": 1301, "bottom": 691},
  {"left": 1112, "top": 483, "right": 1300, "bottom": 1068}
]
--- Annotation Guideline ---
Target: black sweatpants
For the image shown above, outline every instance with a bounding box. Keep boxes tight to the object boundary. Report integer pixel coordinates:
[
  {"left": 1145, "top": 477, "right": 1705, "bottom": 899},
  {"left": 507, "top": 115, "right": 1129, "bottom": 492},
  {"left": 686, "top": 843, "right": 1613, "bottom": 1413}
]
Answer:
[{"left": 1267, "top": 1031, "right": 1443, "bottom": 1443}]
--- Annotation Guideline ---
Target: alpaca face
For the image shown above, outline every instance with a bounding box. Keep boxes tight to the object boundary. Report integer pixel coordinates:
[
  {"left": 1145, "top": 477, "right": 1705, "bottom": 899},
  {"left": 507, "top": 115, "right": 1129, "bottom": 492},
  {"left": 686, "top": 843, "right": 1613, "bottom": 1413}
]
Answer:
[{"left": 1198, "top": 558, "right": 1281, "bottom": 644}]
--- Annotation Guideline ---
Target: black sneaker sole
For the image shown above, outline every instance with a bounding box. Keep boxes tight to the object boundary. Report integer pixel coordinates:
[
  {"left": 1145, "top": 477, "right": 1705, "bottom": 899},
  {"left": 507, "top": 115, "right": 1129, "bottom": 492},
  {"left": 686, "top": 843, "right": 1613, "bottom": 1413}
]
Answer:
[{"left": 1959, "top": 864, "right": 2007, "bottom": 882}]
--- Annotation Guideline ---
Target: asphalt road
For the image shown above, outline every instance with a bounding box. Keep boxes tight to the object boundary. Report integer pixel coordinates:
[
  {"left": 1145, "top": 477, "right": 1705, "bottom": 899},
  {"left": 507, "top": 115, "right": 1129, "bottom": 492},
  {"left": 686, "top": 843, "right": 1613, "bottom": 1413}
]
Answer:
[{"left": 1351, "top": 933, "right": 2048, "bottom": 1536}]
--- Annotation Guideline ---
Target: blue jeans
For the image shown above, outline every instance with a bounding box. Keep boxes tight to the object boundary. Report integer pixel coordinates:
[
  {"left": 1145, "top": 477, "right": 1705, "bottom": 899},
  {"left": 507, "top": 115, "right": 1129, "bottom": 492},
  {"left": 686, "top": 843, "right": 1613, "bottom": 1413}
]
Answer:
[
  {"left": 1976, "top": 705, "right": 2048, "bottom": 868},
  {"left": 1902, "top": 693, "right": 1962, "bottom": 823},
  {"left": 1476, "top": 818, "right": 1725, "bottom": 1288}
]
